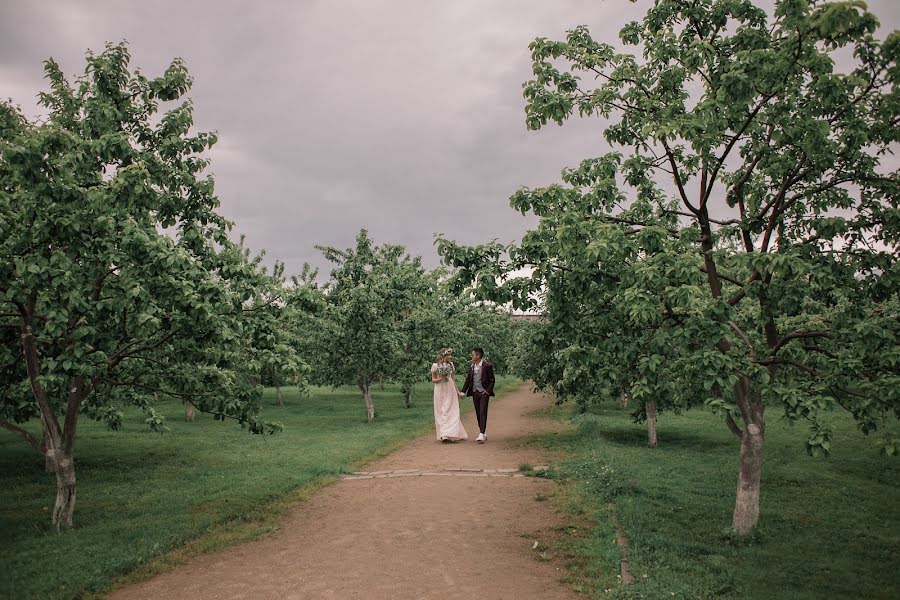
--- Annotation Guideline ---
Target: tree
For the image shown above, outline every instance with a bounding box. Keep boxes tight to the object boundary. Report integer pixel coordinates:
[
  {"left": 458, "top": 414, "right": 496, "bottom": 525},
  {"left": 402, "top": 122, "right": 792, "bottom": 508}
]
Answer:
[
  {"left": 508, "top": 249, "right": 697, "bottom": 448},
  {"left": 439, "top": 0, "right": 899, "bottom": 535},
  {"left": 508, "top": 318, "right": 573, "bottom": 399},
  {"left": 235, "top": 251, "right": 311, "bottom": 408},
  {"left": 393, "top": 271, "right": 449, "bottom": 408},
  {"left": 0, "top": 43, "right": 285, "bottom": 528},
  {"left": 447, "top": 301, "right": 520, "bottom": 375},
  {"left": 314, "top": 230, "right": 431, "bottom": 421},
  {"left": 380, "top": 269, "right": 524, "bottom": 410},
  {"left": 284, "top": 264, "right": 327, "bottom": 397}
]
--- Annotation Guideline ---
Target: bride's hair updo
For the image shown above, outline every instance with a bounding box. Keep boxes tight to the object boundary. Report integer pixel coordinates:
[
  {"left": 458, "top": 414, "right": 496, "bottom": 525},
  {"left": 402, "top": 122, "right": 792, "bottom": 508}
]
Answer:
[{"left": 437, "top": 347, "right": 452, "bottom": 362}]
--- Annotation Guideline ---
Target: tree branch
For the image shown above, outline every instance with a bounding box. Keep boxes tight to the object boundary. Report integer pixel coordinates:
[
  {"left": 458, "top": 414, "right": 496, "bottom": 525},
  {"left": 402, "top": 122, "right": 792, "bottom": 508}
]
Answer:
[
  {"left": 802, "top": 345, "right": 836, "bottom": 359},
  {"left": 700, "top": 267, "right": 743, "bottom": 287},
  {"left": 62, "top": 377, "right": 86, "bottom": 455},
  {"left": 660, "top": 138, "right": 699, "bottom": 214},
  {"left": 703, "top": 92, "right": 776, "bottom": 205},
  {"left": 728, "top": 321, "right": 755, "bottom": 355},
  {"left": 724, "top": 412, "right": 743, "bottom": 439},
  {"left": 0, "top": 418, "right": 43, "bottom": 454},
  {"left": 21, "top": 322, "right": 63, "bottom": 447},
  {"left": 770, "top": 330, "right": 830, "bottom": 356},
  {"left": 755, "top": 358, "right": 818, "bottom": 376},
  {"left": 760, "top": 159, "right": 806, "bottom": 253},
  {"left": 92, "top": 266, "right": 120, "bottom": 302},
  {"left": 726, "top": 271, "right": 761, "bottom": 306},
  {"left": 665, "top": 209, "right": 737, "bottom": 226},
  {"left": 107, "top": 328, "right": 181, "bottom": 368}
]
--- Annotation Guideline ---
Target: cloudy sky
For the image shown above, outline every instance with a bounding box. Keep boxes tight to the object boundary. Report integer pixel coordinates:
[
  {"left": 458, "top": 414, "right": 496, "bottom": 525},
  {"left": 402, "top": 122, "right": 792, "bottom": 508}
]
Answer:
[{"left": 2, "top": 1, "right": 898, "bottom": 277}]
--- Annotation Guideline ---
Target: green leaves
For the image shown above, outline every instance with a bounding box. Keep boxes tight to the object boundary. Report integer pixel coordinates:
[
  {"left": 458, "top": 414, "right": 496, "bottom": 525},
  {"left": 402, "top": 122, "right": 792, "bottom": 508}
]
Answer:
[
  {"left": 438, "top": 0, "right": 899, "bottom": 466},
  {"left": 805, "top": 420, "right": 834, "bottom": 457},
  {"left": 309, "top": 230, "right": 429, "bottom": 389},
  {"left": 811, "top": 1, "right": 879, "bottom": 46},
  {"left": 1, "top": 42, "right": 303, "bottom": 455}
]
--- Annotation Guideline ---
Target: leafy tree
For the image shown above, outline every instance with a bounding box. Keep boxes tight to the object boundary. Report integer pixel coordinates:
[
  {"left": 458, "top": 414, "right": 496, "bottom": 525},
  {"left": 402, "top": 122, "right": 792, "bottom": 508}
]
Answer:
[
  {"left": 314, "top": 230, "right": 431, "bottom": 421},
  {"left": 442, "top": 302, "right": 517, "bottom": 375},
  {"left": 390, "top": 271, "right": 525, "bottom": 410},
  {"left": 439, "top": 0, "right": 899, "bottom": 535},
  {"left": 508, "top": 319, "right": 570, "bottom": 397},
  {"left": 234, "top": 252, "right": 311, "bottom": 409},
  {"left": 394, "top": 271, "right": 449, "bottom": 408},
  {"left": 173, "top": 240, "right": 311, "bottom": 421},
  {"left": 0, "top": 43, "right": 286, "bottom": 528},
  {"left": 285, "top": 265, "right": 328, "bottom": 394},
  {"left": 512, "top": 251, "right": 693, "bottom": 447}
]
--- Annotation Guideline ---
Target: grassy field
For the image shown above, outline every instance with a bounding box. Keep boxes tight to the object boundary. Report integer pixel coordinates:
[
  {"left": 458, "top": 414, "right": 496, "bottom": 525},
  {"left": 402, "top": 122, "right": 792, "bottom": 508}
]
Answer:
[
  {"left": 535, "top": 400, "right": 900, "bottom": 599},
  {"left": 0, "top": 377, "right": 517, "bottom": 600}
]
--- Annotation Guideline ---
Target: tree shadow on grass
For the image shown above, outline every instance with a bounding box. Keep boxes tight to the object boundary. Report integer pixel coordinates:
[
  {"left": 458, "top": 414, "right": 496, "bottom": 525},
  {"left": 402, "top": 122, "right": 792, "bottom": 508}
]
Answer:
[{"left": 597, "top": 425, "right": 736, "bottom": 452}]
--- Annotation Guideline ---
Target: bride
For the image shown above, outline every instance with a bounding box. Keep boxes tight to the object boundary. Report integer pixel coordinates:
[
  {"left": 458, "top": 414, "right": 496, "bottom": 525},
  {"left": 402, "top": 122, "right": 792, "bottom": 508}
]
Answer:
[{"left": 432, "top": 348, "right": 468, "bottom": 443}]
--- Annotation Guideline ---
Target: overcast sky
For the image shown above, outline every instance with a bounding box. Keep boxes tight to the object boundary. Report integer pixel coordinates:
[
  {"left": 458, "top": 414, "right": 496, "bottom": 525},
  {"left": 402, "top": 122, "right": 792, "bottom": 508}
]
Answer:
[{"left": 2, "top": 1, "right": 898, "bottom": 278}]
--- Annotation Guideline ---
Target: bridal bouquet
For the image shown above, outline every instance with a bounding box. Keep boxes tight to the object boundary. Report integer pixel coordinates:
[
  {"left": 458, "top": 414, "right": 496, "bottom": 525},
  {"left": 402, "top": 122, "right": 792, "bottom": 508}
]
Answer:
[{"left": 434, "top": 363, "right": 454, "bottom": 379}]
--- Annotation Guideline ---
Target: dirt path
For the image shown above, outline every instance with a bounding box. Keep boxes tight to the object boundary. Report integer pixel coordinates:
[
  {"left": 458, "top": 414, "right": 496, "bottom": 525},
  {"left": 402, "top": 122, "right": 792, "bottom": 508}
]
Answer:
[{"left": 107, "top": 385, "right": 579, "bottom": 600}]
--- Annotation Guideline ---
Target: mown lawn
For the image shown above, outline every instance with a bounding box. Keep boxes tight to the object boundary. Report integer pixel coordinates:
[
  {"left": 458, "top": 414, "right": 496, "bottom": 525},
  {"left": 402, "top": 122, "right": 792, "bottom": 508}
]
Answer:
[
  {"left": 0, "top": 377, "right": 517, "bottom": 600},
  {"left": 536, "top": 401, "right": 899, "bottom": 600}
]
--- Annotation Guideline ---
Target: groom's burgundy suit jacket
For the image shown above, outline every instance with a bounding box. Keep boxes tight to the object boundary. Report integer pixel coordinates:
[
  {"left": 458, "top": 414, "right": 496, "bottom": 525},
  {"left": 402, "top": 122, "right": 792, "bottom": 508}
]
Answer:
[{"left": 461, "top": 360, "right": 495, "bottom": 397}]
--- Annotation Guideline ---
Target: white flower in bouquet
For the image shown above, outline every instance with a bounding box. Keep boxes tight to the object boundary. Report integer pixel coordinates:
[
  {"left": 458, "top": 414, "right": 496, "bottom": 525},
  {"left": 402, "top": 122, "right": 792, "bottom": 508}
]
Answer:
[{"left": 434, "top": 362, "right": 454, "bottom": 379}]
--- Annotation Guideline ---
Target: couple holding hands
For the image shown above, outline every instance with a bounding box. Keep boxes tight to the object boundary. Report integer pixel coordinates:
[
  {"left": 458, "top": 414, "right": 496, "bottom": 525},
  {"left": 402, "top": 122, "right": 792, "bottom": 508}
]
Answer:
[{"left": 431, "top": 347, "right": 494, "bottom": 444}]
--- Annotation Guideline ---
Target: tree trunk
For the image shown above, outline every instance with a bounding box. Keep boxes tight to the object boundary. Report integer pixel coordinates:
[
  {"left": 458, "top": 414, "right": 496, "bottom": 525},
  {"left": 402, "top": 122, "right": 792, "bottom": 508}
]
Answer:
[
  {"left": 22, "top": 323, "right": 81, "bottom": 529},
  {"left": 732, "top": 422, "right": 764, "bottom": 535},
  {"left": 184, "top": 400, "right": 195, "bottom": 421},
  {"left": 45, "top": 448, "right": 57, "bottom": 472},
  {"left": 45, "top": 449, "right": 57, "bottom": 472},
  {"left": 42, "top": 427, "right": 56, "bottom": 472},
  {"left": 646, "top": 399, "right": 658, "bottom": 447},
  {"left": 52, "top": 451, "right": 76, "bottom": 530},
  {"left": 620, "top": 390, "right": 629, "bottom": 408},
  {"left": 271, "top": 367, "right": 283, "bottom": 406},
  {"left": 402, "top": 382, "right": 413, "bottom": 408},
  {"left": 358, "top": 379, "right": 375, "bottom": 422}
]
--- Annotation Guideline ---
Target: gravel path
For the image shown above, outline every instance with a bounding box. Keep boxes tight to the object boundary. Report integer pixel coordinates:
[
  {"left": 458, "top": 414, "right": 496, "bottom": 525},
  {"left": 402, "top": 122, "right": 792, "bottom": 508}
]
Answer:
[{"left": 107, "top": 385, "right": 579, "bottom": 600}]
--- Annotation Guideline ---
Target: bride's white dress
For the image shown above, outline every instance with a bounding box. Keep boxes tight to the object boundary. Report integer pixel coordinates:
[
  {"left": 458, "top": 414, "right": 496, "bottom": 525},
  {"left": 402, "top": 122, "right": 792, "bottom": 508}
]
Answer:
[{"left": 432, "top": 363, "right": 468, "bottom": 441}]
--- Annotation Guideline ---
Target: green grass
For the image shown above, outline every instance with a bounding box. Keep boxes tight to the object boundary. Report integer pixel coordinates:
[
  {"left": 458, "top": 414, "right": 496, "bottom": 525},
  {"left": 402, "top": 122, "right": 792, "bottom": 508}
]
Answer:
[
  {"left": 535, "top": 401, "right": 900, "bottom": 600},
  {"left": 0, "top": 377, "right": 517, "bottom": 600}
]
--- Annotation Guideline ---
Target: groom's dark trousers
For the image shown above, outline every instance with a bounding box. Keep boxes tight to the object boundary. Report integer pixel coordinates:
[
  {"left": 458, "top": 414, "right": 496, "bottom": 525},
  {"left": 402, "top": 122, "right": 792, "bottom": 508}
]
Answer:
[{"left": 472, "top": 391, "right": 490, "bottom": 434}]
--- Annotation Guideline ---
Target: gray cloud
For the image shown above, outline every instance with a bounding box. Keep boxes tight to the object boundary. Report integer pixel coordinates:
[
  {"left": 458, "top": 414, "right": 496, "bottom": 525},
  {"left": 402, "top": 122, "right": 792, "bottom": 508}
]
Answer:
[{"left": 2, "top": 0, "right": 898, "bottom": 277}]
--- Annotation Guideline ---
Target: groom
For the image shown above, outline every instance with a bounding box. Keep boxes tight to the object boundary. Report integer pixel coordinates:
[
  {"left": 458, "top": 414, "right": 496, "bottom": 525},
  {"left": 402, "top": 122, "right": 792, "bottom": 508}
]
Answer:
[{"left": 459, "top": 347, "right": 495, "bottom": 443}]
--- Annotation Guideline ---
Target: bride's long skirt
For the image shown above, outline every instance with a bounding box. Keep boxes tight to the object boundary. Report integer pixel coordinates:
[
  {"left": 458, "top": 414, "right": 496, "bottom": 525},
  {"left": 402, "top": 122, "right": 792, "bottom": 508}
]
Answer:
[{"left": 433, "top": 380, "right": 468, "bottom": 441}]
